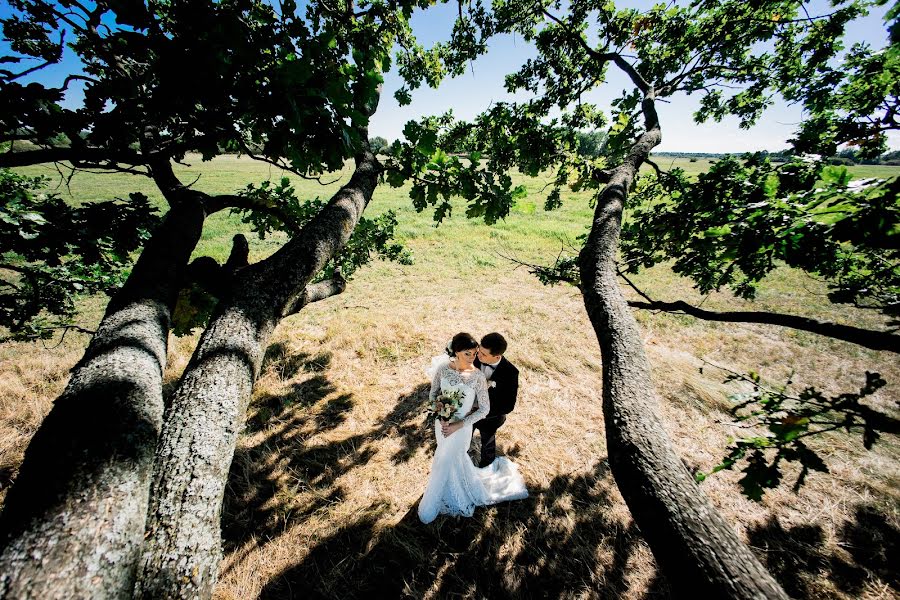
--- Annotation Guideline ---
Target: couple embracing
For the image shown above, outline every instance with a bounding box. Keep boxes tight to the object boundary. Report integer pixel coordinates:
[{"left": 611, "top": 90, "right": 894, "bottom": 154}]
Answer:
[{"left": 417, "top": 332, "right": 529, "bottom": 524}]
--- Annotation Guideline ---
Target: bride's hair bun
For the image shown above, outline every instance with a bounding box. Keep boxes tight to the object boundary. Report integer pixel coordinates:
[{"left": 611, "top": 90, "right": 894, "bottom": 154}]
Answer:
[{"left": 448, "top": 332, "right": 478, "bottom": 356}]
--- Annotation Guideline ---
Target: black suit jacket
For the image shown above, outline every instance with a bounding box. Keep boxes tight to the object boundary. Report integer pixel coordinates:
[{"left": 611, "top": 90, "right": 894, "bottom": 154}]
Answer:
[{"left": 474, "top": 357, "right": 519, "bottom": 418}]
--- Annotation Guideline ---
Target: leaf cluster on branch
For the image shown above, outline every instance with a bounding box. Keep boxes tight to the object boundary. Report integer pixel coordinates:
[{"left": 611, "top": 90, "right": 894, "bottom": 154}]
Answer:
[
  {"left": 697, "top": 366, "right": 899, "bottom": 501},
  {"left": 0, "top": 168, "right": 159, "bottom": 340},
  {"left": 621, "top": 155, "right": 900, "bottom": 313},
  {"left": 0, "top": 0, "right": 442, "bottom": 340}
]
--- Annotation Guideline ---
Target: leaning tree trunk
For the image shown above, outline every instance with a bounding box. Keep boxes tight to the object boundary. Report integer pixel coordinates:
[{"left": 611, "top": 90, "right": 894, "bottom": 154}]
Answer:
[
  {"left": 0, "top": 202, "right": 205, "bottom": 599},
  {"left": 578, "top": 117, "right": 788, "bottom": 596},
  {"left": 134, "top": 147, "right": 380, "bottom": 599}
]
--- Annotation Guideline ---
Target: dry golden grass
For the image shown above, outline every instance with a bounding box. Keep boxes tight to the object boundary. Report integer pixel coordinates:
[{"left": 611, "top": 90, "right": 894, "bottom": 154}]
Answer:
[
  {"left": 0, "top": 338, "right": 85, "bottom": 497},
  {"left": 206, "top": 259, "right": 898, "bottom": 599},
  {"left": 1, "top": 157, "right": 898, "bottom": 599}
]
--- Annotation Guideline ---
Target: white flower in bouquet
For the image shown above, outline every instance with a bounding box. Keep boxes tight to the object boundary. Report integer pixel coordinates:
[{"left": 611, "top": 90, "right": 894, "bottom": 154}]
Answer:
[{"left": 429, "top": 389, "right": 464, "bottom": 421}]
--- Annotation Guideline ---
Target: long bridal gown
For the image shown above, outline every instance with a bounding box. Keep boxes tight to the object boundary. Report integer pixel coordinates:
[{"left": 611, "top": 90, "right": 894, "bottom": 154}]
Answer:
[{"left": 417, "top": 361, "right": 528, "bottom": 524}]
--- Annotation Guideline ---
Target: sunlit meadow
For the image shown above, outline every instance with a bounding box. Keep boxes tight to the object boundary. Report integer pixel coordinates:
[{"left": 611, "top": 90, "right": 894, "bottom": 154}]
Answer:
[{"left": 2, "top": 155, "right": 898, "bottom": 599}]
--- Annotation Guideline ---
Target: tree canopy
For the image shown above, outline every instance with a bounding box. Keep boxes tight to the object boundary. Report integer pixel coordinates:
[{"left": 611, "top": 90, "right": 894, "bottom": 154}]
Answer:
[
  {"left": 0, "top": 0, "right": 434, "bottom": 340},
  {"left": 0, "top": 0, "right": 491, "bottom": 597}
]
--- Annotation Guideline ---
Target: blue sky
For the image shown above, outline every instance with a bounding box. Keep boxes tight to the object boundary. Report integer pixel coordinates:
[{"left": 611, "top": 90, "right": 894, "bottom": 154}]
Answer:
[
  {"left": 3, "top": 1, "right": 895, "bottom": 153},
  {"left": 369, "top": 1, "right": 897, "bottom": 152}
]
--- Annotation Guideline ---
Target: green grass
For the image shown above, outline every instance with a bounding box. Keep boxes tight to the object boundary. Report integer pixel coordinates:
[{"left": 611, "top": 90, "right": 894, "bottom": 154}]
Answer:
[{"left": 15, "top": 155, "right": 897, "bottom": 264}]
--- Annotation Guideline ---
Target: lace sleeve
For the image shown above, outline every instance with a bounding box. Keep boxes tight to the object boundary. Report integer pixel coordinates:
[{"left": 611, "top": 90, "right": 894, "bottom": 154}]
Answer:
[
  {"left": 462, "top": 372, "right": 490, "bottom": 426},
  {"left": 429, "top": 365, "right": 443, "bottom": 402}
]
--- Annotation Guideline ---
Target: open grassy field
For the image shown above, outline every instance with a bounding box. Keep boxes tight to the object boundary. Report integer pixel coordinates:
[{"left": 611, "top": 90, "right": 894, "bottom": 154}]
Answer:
[{"left": 1, "top": 155, "right": 899, "bottom": 599}]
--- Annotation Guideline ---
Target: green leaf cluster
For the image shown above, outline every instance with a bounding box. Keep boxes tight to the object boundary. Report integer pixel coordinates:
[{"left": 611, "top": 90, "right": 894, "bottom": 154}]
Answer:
[
  {"left": 621, "top": 154, "right": 899, "bottom": 311},
  {"left": 385, "top": 103, "right": 592, "bottom": 225},
  {"left": 696, "top": 370, "right": 894, "bottom": 501},
  {"left": 0, "top": 168, "right": 159, "bottom": 340},
  {"left": 322, "top": 210, "right": 413, "bottom": 281},
  {"left": 231, "top": 176, "right": 412, "bottom": 278}
]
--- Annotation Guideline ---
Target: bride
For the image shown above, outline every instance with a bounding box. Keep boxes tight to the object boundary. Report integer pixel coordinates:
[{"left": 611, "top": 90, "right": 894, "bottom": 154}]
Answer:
[{"left": 417, "top": 332, "right": 528, "bottom": 524}]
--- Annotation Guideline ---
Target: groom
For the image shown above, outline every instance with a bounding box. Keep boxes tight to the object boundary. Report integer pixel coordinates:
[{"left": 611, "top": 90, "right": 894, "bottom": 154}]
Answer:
[{"left": 473, "top": 332, "right": 519, "bottom": 468}]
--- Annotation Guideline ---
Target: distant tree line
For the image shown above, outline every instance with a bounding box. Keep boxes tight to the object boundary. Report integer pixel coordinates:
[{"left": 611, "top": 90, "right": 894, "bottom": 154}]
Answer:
[
  {"left": 657, "top": 148, "right": 900, "bottom": 165},
  {"left": 15, "top": 132, "right": 890, "bottom": 166},
  {"left": 822, "top": 147, "right": 900, "bottom": 165},
  {"left": 358, "top": 140, "right": 900, "bottom": 165},
  {"left": 369, "top": 130, "right": 611, "bottom": 159}
]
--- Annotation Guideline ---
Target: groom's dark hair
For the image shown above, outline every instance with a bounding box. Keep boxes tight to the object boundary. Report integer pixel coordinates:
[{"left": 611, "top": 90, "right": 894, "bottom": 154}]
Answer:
[{"left": 480, "top": 332, "right": 507, "bottom": 356}]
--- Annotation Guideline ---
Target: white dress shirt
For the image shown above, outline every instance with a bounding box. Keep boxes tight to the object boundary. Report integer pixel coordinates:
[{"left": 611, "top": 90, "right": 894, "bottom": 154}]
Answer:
[{"left": 480, "top": 359, "right": 501, "bottom": 379}]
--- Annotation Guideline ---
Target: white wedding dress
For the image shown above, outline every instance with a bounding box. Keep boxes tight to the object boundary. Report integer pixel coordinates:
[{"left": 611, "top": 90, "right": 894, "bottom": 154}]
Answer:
[{"left": 417, "top": 359, "right": 529, "bottom": 524}]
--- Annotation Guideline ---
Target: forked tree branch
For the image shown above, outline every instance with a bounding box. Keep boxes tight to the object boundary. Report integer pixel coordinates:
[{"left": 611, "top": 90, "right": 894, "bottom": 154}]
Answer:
[{"left": 281, "top": 274, "right": 347, "bottom": 317}]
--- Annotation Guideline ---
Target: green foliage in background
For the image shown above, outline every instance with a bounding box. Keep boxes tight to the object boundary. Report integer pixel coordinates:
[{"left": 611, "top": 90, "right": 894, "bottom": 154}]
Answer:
[
  {"left": 0, "top": 168, "right": 158, "bottom": 340},
  {"left": 621, "top": 156, "right": 900, "bottom": 313}
]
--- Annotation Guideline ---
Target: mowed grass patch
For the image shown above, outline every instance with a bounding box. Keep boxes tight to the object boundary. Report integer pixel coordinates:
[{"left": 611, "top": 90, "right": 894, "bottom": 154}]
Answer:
[{"left": 3, "top": 155, "right": 899, "bottom": 599}]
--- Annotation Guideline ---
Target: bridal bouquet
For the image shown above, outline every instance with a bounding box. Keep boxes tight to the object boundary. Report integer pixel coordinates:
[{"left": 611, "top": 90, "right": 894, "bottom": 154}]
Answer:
[{"left": 428, "top": 389, "right": 463, "bottom": 421}]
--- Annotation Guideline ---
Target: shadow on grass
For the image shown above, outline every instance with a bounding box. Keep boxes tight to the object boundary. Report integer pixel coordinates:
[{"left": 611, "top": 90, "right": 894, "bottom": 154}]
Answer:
[
  {"left": 256, "top": 459, "right": 670, "bottom": 599},
  {"left": 747, "top": 503, "right": 900, "bottom": 598},
  {"left": 221, "top": 360, "right": 433, "bottom": 555},
  {"left": 262, "top": 341, "right": 331, "bottom": 379},
  {"left": 840, "top": 504, "right": 900, "bottom": 591},
  {"left": 222, "top": 347, "right": 346, "bottom": 552},
  {"left": 223, "top": 348, "right": 669, "bottom": 598}
]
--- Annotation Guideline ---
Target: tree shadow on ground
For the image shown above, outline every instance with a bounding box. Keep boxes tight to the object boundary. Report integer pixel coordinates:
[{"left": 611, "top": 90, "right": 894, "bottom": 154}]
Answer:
[
  {"left": 747, "top": 502, "right": 899, "bottom": 598},
  {"left": 262, "top": 341, "right": 331, "bottom": 379},
  {"left": 839, "top": 504, "right": 899, "bottom": 592},
  {"left": 222, "top": 347, "right": 345, "bottom": 552},
  {"left": 221, "top": 362, "right": 433, "bottom": 559},
  {"left": 385, "top": 383, "right": 434, "bottom": 464},
  {"left": 257, "top": 459, "right": 670, "bottom": 599},
  {"left": 223, "top": 350, "right": 668, "bottom": 598}
]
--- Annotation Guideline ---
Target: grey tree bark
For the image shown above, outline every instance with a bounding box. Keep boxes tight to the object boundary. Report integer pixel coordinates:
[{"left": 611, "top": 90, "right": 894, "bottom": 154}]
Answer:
[
  {"left": 134, "top": 145, "right": 380, "bottom": 599},
  {"left": 0, "top": 202, "right": 205, "bottom": 599},
  {"left": 578, "top": 96, "right": 788, "bottom": 598}
]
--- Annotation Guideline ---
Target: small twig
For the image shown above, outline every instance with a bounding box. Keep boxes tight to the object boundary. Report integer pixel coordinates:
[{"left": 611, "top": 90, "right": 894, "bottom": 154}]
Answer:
[
  {"left": 40, "top": 324, "right": 96, "bottom": 350},
  {"left": 699, "top": 358, "right": 803, "bottom": 402},
  {"left": 237, "top": 140, "right": 342, "bottom": 186}
]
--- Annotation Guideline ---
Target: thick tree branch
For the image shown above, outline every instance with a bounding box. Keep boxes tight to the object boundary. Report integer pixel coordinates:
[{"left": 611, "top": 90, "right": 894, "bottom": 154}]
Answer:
[
  {"left": 0, "top": 147, "right": 146, "bottom": 169},
  {"left": 184, "top": 235, "right": 251, "bottom": 297},
  {"left": 223, "top": 234, "right": 249, "bottom": 273},
  {"left": 283, "top": 275, "right": 347, "bottom": 316},
  {"left": 136, "top": 140, "right": 382, "bottom": 600},
  {"left": 628, "top": 298, "right": 899, "bottom": 354},
  {"left": 144, "top": 152, "right": 208, "bottom": 208},
  {"left": 619, "top": 269, "right": 899, "bottom": 353}
]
